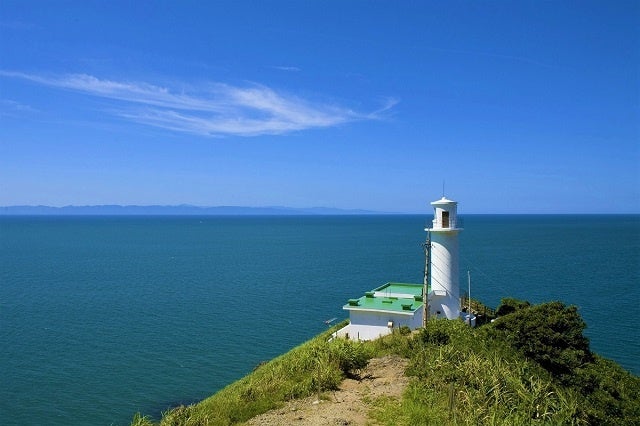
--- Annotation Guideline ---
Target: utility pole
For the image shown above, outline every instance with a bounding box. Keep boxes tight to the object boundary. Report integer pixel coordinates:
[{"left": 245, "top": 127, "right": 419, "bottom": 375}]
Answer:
[
  {"left": 467, "top": 270, "right": 471, "bottom": 325},
  {"left": 422, "top": 232, "right": 431, "bottom": 328}
]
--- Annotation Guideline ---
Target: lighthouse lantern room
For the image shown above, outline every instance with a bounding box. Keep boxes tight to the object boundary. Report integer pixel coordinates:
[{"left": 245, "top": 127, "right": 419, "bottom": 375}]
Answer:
[{"left": 426, "top": 197, "right": 462, "bottom": 320}]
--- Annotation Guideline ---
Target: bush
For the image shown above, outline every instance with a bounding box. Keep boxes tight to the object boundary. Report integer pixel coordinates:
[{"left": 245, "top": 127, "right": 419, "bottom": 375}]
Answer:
[
  {"left": 496, "top": 297, "right": 531, "bottom": 316},
  {"left": 419, "top": 320, "right": 451, "bottom": 346},
  {"left": 573, "top": 356, "right": 640, "bottom": 425},
  {"left": 491, "top": 301, "right": 592, "bottom": 380},
  {"left": 398, "top": 325, "right": 412, "bottom": 335},
  {"left": 327, "top": 338, "right": 370, "bottom": 376}
]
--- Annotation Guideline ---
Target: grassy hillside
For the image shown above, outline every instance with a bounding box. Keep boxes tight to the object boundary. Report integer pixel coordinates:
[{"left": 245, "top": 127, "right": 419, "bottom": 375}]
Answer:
[{"left": 132, "top": 300, "right": 640, "bottom": 425}]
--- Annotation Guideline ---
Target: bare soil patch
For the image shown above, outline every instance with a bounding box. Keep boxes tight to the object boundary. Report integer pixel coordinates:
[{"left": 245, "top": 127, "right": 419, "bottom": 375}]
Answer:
[{"left": 244, "top": 355, "right": 409, "bottom": 426}]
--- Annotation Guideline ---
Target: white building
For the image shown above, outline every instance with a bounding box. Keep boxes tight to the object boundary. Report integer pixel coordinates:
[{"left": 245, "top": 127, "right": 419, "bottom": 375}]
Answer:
[
  {"left": 335, "top": 282, "right": 424, "bottom": 341},
  {"left": 337, "top": 196, "right": 470, "bottom": 341},
  {"left": 426, "top": 197, "right": 463, "bottom": 320}
]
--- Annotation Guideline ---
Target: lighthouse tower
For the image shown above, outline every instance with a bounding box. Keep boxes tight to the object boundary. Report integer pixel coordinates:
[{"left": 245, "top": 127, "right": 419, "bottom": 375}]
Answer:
[{"left": 425, "top": 197, "right": 462, "bottom": 320}]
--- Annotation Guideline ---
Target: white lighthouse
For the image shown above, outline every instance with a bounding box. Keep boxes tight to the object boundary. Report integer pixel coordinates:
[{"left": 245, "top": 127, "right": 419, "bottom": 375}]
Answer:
[{"left": 425, "top": 197, "right": 462, "bottom": 320}]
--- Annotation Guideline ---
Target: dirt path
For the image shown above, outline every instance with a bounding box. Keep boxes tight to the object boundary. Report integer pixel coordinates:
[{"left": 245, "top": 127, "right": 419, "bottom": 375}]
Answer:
[{"left": 244, "top": 355, "right": 409, "bottom": 426}]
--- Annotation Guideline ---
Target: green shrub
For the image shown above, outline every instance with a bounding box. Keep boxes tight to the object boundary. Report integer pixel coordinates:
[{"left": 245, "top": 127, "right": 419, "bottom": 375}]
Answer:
[
  {"left": 572, "top": 356, "right": 640, "bottom": 425},
  {"left": 491, "top": 301, "right": 592, "bottom": 381},
  {"left": 405, "top": 319, "right": 589, "bottom": 425},
  {"left": 495, "top": 297, "right": 531, "bottom": 316},
  {"left": 419, "top": 319, "right": 452, "bottom": 346},
  {"left": 398, "top": 325, "right": 411, "bottom": 335},
  {"left": 327, "top": 338, "right": 370, "bottom": 376}
]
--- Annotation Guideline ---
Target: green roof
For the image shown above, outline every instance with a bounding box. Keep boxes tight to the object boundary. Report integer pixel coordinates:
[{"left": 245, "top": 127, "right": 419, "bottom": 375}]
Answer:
[
  {"left": 343, "top": 282, "right": 425, "bottom": 314},
  {"left": 372, "top": 282, "right": 424, "bottom": 298}
]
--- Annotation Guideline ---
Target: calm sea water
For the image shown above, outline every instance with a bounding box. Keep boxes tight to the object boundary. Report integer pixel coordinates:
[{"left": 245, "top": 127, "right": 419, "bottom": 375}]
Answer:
[{"left": 1, "top": 215, "right": 638, "bottom": 425}]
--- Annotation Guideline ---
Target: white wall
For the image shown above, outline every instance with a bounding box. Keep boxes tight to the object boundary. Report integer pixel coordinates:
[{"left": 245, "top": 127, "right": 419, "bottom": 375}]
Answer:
[
  {"left": 430, "top": 231, "right": 460, "bottom": 319},
  {"left": 429, "top": 292, "right": 460, "bottom": 320},
  {"left": 337, "top": 309, "right": 423, "bottom": 341}
]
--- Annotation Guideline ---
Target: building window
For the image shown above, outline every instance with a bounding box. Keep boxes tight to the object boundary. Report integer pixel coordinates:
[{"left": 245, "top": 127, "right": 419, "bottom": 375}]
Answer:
[{"left": 442, "top": 211, "right": 449, "bottom": 228}]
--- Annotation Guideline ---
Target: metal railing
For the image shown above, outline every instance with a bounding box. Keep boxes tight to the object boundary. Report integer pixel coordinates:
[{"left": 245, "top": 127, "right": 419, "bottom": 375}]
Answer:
[
  {"left": 427, "top": 216, "right": 464, "bottom": 230},
  {"left": 460, "top": 296, "right": 496, "bottom": 319}
]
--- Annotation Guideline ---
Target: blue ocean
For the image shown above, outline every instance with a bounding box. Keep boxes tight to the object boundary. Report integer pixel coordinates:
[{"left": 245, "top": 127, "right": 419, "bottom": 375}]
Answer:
[{"left": 1, "top": 215, "right": 638, "bottom": 425}]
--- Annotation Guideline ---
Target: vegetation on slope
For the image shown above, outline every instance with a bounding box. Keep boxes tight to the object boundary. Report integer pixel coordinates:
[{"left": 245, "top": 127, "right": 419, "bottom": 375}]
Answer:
[
  {"left": 131, "top": 320, "right": 370, "bottom": 425},
  {"left": 132, "top": 301, "right": 640, "bottom": 425}
]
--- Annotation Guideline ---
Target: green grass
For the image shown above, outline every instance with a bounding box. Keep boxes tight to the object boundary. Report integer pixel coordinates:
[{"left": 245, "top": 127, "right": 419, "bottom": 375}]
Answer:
[
  {"left": 131, "top": 320, "right": 371, "bottom": 425},
  {"left": 132, "top": 305, "right": 640, "bottom": 426}
]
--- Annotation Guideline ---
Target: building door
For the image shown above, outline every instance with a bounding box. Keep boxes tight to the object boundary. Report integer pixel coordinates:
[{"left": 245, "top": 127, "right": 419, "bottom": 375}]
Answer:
[{"left": 442, "top": 211, "right": 449, "bottom": 228}]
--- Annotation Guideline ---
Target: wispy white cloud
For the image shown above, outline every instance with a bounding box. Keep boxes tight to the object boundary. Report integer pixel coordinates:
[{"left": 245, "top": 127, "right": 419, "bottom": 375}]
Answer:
[
  {"left": 0, "top": 99, "right": 38, "bottom": 117},
  {"left": 270, "top": 65, "right": 301, "bottom": 72},
  {"left": 0, "top": 70, "right": 393, "bottom": 136},
  {"left": 367, "top": 97, "right": 399, "bottom": 118}
]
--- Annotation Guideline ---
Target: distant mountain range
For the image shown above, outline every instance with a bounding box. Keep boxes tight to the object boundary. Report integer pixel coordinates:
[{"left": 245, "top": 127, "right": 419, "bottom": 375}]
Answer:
[{"left": 0, "top": 205, "right": 391, "bottom": 215}]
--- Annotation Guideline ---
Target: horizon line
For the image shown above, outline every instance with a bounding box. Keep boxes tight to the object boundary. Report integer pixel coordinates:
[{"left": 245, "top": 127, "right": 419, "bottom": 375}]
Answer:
[{"left": 0, "top": 204, "right": 638, "bottom": 216}]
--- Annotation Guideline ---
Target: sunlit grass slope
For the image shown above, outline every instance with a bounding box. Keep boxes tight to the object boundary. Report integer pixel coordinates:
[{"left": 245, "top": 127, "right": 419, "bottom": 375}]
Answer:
[{"left": 132, "top": 301, "right": 640, "bottom": 426}]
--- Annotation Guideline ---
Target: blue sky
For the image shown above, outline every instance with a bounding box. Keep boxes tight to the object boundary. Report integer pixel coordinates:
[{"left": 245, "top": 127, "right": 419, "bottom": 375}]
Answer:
[{"left": 1, "top": 1, "right": 638, "bottom": 213}]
